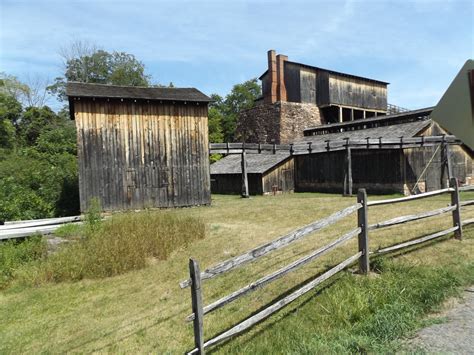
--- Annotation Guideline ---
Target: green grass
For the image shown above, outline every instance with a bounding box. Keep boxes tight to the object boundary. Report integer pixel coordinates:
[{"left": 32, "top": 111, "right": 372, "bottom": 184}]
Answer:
[
  {"left": 0, "top": 236, "right": 47, "bottom": 289},
  {"left": 9, "top": 211, "right": 206, "bottom": 287},
  {"left": 0, "top": 192, "right": 473, "bottom": 353}
]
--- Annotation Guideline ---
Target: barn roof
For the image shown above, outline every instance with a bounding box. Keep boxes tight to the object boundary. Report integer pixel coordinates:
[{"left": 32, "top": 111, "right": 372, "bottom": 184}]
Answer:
[
  {"left": 210, "top": 152, "right": 291, "bottom": 175},
  {"left": 298, "top": 119, "right": 432, "bottom": 144},
  {"left": 66, "top": 82, "right": 212, "bottom": 102}
]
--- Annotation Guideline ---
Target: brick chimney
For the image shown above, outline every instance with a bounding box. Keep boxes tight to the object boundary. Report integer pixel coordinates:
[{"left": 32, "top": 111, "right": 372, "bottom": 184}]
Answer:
[
  {"left": 276, "top": 54, "right": 288, "bottom": 102},
  {"left": 266, "top": 50, "right": 277, "bottom": 103}
]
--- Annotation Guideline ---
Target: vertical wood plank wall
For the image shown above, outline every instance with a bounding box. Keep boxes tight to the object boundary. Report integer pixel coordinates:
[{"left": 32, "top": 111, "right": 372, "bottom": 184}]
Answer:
[{"left": 74, "top": 98, "right": 210, "bottom": 211}]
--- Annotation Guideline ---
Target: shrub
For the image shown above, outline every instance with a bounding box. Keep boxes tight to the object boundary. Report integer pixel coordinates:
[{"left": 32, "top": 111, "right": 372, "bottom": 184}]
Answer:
[
  {"left": 15, "top": 211, "right": 206, "bottom": 285},
  {"left": 0, "top": 236, "right": 47, "bottom": 288}
]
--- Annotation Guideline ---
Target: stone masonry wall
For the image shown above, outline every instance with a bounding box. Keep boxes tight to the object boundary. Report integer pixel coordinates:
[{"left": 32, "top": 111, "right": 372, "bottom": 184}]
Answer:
[
  {"left": 279, "top": 102, "right": 323, "bottom": 143},
  {"left": 236, "top": 101, "right": 323, "bottom": 144},
  {"left": 236, "top": 103, "right": 281, "bottom": 143}
]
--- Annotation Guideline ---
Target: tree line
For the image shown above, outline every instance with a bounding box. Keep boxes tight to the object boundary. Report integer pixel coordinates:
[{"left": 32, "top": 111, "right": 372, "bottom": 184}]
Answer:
[{"left": 0, "top": 42, "right": 261, "bottom": 220}]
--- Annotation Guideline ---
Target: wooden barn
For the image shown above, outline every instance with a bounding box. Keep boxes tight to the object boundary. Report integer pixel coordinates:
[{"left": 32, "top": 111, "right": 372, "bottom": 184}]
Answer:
[
  {"left": 67, "top": 82, "right": 212, "bottom": 212},
  {"left": 210, "top": 153, "right": 294, "bottom": 195},
  {"left": 296, "top": 108, "right": 473, "bottom": 195}
]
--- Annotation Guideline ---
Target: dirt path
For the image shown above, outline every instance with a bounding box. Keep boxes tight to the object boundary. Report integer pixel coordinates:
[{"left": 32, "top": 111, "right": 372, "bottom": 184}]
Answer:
[{"left": 407, "top": 287, "right": 474, "bottom": 354}]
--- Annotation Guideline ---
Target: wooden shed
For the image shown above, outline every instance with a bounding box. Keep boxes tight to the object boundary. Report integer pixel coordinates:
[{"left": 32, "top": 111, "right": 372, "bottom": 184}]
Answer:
[
  {"left": 66, "top": 82, "right": 212, "bottom": 212},
  {"left": 210, "top": 153, "right": 294, "bottom": 195},
  {"left": 297, "top": 109, "right": 473, "bottom": 195}
]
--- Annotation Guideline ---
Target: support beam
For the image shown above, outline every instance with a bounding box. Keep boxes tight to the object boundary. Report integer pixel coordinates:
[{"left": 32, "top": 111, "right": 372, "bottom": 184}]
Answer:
[
  {"left": 338, "top": 106, "right": 343, "bottom": 123},
  {"left": 241, "top": 150, "right": 249, "bottom": 198}
]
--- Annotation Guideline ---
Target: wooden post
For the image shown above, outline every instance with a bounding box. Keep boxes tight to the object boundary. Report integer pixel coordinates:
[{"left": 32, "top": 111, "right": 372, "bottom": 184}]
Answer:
[
  {"left": 450, "top": 178, "right": 462, "bottom": 240},
  {"left": 189, "top": 259, "right": 205, "bottom": 354},
  {"left": 445, "top": 143, "right": 453, "bottom": 180},
  {"left": 357, "top": 189, "right": 369, "bottom": 274},
  {"left": 343, "top": 139, "right": 352, "bottom": 196},
  {"left": 338, "top": 106, "right": 343, "bottom": 123},
  {"left": 241, "top": 150, "right": 249, "bottom": 198},
  {"left": 347, "top": 146, "right": 352, "bottom": 196}
]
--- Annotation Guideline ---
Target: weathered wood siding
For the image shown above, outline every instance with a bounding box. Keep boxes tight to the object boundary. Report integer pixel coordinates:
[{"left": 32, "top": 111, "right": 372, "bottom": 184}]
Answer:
[
  {"left": 295, "top": 150, "right": 404, "bottom": 194},
  {"left": 284, "top": 62, "right": 301, "bottom": 103},
  {"left": 210, "top": 174, "right": 262, "bottom": 195},
  {"left": 210, "top": 158, "right": 294, "bottom": 195},
  {"left": 282, "top": 63, "right": 387, "bottom": 111},
  {"left": 295, "top": 144, "right": 472, "bottom": 195},
  {"left": 326, "top": 74, "right": 387, "bottom": 110},
  {"left": 74, "top": 98, "right": 210, "bottom": 211},
  {"left": 262, "top": 158, "right": 295, "bottom": 193}
]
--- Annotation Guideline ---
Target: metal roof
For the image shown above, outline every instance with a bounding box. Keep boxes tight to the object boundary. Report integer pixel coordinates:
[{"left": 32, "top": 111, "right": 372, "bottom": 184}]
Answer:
[
  {"left": 210, "top": 152, "right": 291, "bottom": 175},
  {"left": 66, "top": 82, "right": 212, "bottom": 102},
  {"left": 297, "top": 120, "right": 432, "bottom": 144}
]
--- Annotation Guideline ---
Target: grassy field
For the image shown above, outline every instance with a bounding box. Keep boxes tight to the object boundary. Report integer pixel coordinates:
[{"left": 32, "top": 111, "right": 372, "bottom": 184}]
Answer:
[{"left": 0, "top": 192, "right": 473, "bottom": 353}]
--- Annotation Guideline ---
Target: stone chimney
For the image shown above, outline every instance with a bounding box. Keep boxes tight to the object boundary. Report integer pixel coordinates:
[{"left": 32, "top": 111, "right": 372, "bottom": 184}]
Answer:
[
  {"left": 266, "top": 50, "right": 278, "bottom": 103},
  {"left": 276, "top": 54, "right": 288, "bottom": 102}
]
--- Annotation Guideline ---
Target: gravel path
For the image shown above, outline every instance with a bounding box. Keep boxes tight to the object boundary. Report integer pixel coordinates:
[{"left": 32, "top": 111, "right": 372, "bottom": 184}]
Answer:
[{"left": 407, "top": 287, "right": 474, "bottom": 354}]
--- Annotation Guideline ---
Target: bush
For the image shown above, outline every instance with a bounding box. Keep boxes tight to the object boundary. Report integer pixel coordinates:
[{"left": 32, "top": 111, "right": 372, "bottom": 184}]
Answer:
[
  {"left": 15, "top": 211, "right": 206, "bottom": 285},
  {"left": 0, "top": 236, "right": 47, "bottom": 288}
]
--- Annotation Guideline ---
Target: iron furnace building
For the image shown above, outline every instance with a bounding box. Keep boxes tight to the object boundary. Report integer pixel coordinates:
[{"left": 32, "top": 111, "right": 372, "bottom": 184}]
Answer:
[
  {"left": 237, "top": 50, "right": 389, "bottom": 144},
  {"left": 67, "top": 82, "right": 212, "bottom": 212}
]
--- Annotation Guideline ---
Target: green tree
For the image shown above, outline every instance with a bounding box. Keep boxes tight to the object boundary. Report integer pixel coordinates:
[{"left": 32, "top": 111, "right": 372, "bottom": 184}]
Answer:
[
  {"left": 221, "top": 78, "right": 261, "bottom": 142},
  {"left": 0, "top": 93, "right": 22, "bottom": 148},
  {"left": 208, "top": 94, "right": 224, "bottom": 143},
  {"left": 0, "top": 73, "right": 29, "bottom": 102},
  {"left": 18, "top": 106, "right": 61, "bottom": 146},
  {"left": 49, "top": 49, "right": 151, "bottom": 101}
]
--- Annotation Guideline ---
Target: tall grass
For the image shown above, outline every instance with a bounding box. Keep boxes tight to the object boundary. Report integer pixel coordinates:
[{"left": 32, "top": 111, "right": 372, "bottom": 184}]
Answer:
[
  {"left": 0, "top": 236, "right": 47, "bottom": 289},
  {"left": 221, "top": 257, "right": 473, "bottom": 354},
  {"left": 14, "top": 211, "right": 206, "bottom": 286}
]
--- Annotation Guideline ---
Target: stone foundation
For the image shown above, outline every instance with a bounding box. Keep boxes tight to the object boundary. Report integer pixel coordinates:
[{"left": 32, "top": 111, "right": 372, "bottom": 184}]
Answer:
[{"left": 236, "top": 101, "right": 323, "bottom": 144}]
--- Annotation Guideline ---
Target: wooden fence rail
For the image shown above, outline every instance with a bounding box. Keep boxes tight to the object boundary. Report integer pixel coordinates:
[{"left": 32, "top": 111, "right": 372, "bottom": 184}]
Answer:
[
  {"left": 182, "top": 177, "right": 472, "bottom": 354},
  {"left": 179, "top": 203, "right": 361, "bottom": 288}
]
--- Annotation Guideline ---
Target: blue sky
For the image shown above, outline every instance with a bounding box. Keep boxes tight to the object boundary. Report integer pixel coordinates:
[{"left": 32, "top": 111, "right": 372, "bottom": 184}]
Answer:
[{"left": 1, "top": 0, "right": 473, "bottom": 111}]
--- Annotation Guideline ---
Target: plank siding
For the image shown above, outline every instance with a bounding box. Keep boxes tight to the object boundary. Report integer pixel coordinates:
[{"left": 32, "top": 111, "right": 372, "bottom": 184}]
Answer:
[
  {"left": 262, "top": 159, "right": 295, "bottom": 193},
  {"left": 74, "top": 98, "right": 210, "bottom": 211},
  {"left": 327, "top": 74, "right": 387, "bottom": 110}
]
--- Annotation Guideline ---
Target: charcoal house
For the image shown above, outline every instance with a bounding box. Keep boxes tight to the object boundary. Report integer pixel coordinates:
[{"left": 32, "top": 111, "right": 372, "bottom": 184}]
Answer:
[{"left": 67, "top": 82, "right": 212, "bottom": 212}]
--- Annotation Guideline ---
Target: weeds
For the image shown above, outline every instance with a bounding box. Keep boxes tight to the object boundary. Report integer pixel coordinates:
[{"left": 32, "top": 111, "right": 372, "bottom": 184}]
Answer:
[
  {"left": 11, "top": 210, "right": 206, "bottom": 286},
  {"left": 0, "top": 236, "right": 47, "bottom": 288}
]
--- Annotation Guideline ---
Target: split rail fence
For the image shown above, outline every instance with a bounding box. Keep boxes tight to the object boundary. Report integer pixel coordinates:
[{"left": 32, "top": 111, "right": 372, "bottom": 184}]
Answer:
[{"left": 179, "top": 178, "right": 474, "bottom": 354}]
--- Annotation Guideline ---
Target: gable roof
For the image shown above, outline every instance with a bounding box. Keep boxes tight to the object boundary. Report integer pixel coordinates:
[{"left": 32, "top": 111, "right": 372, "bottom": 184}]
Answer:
[
  {"left": 210, "top": 153, "right": 291, "bottom": 175},
  {"left": 430, "top": 60, "right": 474, "bottom": 150},
  {"left": 298, "top": 120, "right": 432, "bottom": 144},
  {"left": 259, "top": 61, "right": 389, "bottom": 85},
  {"left": 66, "top": 82, "right": 212, "bottom": 103}
]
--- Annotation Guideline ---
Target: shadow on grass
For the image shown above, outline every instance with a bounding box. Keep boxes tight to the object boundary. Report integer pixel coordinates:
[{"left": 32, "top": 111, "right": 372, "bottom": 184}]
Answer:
[
  {"left": 202, "top": 262, "right": 345, "bottom": 354},
  {"left": 64, "top": 305, "right": 188, "bottom": 353}
]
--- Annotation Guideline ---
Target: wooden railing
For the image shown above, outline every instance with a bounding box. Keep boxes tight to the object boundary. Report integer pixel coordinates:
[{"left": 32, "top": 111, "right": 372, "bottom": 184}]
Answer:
[{"left": 180, "top": 178, "right": 473, "bottom": 354}]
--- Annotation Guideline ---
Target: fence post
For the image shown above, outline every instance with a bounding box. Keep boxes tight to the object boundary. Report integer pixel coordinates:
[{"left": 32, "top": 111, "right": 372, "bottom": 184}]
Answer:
[
  {"left": 357, "top": 189, "right": 369, "bottom": 274},
  {"left": 450, "top": 178, "right": 463, "bottom": 240},
  {"left": 241, "top": 148, "right": 249, "bottom": 198},
  {"left": 189, "top": 259, "right": 205, "bottom": 354}
]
